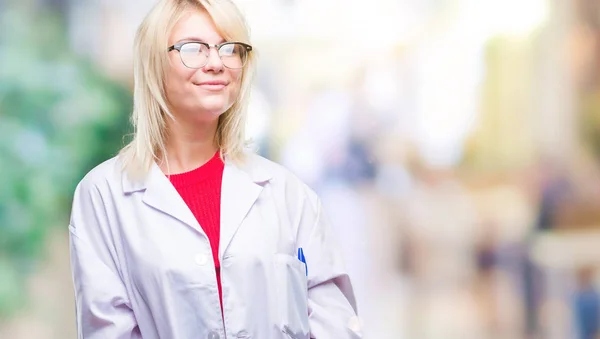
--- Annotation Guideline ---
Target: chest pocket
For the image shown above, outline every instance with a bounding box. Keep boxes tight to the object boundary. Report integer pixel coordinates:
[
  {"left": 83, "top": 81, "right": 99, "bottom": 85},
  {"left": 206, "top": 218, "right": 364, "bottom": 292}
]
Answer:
[{"left": 273, "top": 253, "right": 310, "bottom": 339}]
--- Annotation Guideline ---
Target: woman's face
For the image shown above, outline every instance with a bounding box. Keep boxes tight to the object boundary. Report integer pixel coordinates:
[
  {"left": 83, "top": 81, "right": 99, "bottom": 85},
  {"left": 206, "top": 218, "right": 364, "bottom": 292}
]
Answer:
[{"left": 165, "top": 9, "right": 243, "bottom": 124}]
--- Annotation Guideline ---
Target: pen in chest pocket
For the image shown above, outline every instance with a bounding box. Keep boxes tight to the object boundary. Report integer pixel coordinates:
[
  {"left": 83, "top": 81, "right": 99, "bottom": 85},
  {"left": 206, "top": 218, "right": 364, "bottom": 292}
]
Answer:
[{"left": 297, "top": 247, "right": 307, "bottom": 276}]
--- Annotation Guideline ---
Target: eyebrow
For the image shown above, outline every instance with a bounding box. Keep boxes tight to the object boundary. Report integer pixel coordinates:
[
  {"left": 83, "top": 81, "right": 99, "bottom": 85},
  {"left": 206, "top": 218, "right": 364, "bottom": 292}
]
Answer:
[{"left": 175, "top": 37, "right": 225, "bottom": 44}]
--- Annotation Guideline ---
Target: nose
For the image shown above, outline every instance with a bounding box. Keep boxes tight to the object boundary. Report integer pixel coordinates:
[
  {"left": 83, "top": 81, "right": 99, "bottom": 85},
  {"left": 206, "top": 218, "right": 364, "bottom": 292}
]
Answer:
[{"left": 203, "top": 46, "right": 224, "bottom": 73}]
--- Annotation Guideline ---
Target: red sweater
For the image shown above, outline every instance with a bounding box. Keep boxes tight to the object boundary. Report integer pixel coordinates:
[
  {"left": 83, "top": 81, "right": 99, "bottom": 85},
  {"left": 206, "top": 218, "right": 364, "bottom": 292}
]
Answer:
[{"left": 168, "top": 151, "right": 224, "bottom": 307}]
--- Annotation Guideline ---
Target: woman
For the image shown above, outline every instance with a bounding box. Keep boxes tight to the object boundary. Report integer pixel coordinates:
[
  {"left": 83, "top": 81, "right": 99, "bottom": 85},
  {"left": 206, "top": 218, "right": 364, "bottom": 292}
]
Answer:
[{"left": 68, "top": 0, "right": 361, "bottom": 338}]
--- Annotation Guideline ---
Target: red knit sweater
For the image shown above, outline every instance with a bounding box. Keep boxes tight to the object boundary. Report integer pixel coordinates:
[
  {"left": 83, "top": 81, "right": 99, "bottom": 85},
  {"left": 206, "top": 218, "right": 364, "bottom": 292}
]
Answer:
[{"left": 168, "top": 151, "right": 224, "bottom": 307}]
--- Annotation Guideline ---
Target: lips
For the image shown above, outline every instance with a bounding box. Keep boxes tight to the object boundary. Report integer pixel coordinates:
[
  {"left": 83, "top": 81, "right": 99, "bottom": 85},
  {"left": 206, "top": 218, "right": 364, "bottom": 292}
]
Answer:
[
  {"left": 194, "top": 80, "right": 228, "bottom": 91},
  {"left": 198, "top": 80, "right": 228, "bottom": 86}
]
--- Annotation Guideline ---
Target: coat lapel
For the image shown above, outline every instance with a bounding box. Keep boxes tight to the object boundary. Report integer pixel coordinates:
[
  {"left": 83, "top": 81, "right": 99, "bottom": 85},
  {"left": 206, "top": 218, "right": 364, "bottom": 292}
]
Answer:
[
  {"left": 141, "top": 163, "right": 204, "bottom": 236},
  {"left": 121, "top": 153, "right": 273, "bottom": 254},
  {"left": 219, "top": 162, "right": 263, "bottom": 259}
]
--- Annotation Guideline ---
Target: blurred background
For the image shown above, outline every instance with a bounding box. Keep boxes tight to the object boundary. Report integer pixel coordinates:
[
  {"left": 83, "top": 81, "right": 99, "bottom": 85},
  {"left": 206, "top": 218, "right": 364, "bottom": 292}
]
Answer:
[{"left": 2, "top": 0, "right": 600, "bottom": 338}]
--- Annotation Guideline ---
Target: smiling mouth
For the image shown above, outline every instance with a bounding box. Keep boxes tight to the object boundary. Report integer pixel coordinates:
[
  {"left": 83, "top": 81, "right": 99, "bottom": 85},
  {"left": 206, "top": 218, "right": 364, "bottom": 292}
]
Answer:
[{"left": 194, "top": 82, "right": 228, "bottom": 91}]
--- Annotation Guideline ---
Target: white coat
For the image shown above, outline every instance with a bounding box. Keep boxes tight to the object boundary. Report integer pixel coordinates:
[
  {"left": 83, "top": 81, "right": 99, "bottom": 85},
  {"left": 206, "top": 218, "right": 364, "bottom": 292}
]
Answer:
[{"left": 68, "top": 151, "right": 362, "bottom": 339}]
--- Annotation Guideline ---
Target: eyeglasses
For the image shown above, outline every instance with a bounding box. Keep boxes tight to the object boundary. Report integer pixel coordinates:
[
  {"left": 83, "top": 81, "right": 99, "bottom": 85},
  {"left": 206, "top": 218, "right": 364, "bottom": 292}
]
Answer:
[{"left": 167, "top": 41, "right": 252, "bottom": 69}]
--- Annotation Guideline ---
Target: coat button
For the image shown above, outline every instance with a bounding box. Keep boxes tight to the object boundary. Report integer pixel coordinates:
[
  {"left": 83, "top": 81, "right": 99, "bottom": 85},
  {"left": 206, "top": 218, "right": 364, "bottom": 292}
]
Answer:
[
  {"left": 207, "top": 330, "right": 220, "bottom": 339},
  {"left": 195, "top": 253, "right": 209, "bottom": 266}
]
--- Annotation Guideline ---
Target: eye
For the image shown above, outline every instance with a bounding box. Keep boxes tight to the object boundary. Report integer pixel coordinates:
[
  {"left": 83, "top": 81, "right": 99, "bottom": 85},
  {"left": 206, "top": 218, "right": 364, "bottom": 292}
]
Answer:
[
  {"left": 180, "top": 42, "right": 205, "bottom": 54},
  {"left": 219, "top": 44, "right": 238, "bottom": 56}
]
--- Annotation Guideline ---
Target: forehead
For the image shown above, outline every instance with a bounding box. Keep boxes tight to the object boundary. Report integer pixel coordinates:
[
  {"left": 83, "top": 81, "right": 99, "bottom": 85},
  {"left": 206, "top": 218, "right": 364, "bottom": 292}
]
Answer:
[{"left": 169, "top": 9, "right": 224, "bottom": 44}]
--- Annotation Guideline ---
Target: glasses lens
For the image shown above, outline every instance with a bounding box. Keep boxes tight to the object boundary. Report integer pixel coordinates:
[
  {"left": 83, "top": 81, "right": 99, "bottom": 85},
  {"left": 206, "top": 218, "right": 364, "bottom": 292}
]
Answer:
[
  {"left": 179, "top": 42, "right": 209, "bottom": 68},
  {"left": 218, "top": 43, "right": 248, "bottom": 69}
]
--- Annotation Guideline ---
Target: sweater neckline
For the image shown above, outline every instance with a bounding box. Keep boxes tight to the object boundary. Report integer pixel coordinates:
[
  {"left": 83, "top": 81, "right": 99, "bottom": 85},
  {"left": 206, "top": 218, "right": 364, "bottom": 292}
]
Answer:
[{"left": 168, "top": 151, "right": 224, "bottom": 187}]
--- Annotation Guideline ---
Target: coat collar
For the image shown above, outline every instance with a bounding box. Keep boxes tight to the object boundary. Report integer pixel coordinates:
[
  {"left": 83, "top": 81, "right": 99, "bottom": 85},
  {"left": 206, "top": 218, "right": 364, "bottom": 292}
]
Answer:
[
  {"left": 120, "top": 152, "right": 272, "bottom": 260},
  {"left": 121, "top": 152, "right": 272, "bottom": 194}
]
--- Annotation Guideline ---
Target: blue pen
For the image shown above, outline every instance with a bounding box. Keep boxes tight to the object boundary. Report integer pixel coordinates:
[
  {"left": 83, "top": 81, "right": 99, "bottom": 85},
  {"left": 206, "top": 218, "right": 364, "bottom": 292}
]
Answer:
[{"left": 297, "top": 247, "right": 307, "bottom": 276}]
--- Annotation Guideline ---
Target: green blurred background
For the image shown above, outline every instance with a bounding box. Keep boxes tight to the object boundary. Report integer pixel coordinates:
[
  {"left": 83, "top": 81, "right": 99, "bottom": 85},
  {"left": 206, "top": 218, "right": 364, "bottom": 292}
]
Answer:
[{"left": 0, "top": 0, "right": 131, "bottom": 321}]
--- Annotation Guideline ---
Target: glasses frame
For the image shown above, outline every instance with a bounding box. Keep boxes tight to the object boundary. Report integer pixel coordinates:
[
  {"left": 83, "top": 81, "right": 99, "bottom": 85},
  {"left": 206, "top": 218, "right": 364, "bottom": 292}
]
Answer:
[{"left": 167, "top": 41, "right": 253, "bottom": 69}]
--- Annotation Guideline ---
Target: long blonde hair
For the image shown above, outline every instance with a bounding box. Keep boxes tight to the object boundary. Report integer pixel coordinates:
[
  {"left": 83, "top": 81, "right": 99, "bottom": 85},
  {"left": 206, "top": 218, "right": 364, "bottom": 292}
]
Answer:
[{"left": 119, "top": 0, "right": 255, "bottom": 179}]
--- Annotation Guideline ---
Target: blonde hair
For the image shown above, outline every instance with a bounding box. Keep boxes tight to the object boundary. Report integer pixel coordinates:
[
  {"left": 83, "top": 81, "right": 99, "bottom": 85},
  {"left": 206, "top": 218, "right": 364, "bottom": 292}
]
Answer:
[{"left": 119, "top": 0, "right": 255, "bottom": 179}]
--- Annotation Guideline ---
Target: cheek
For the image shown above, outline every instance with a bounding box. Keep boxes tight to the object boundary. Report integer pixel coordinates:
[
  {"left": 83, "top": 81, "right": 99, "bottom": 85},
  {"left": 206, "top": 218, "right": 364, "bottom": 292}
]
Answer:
[
  {"left": 231, "top": 69, "right": 243, "bottom": 83},
  {"left": 166, "top": 68, "right": 195, "bottom": 97},
  {"left": 228, "top": 70, "right": 243, "bottom": 96}
]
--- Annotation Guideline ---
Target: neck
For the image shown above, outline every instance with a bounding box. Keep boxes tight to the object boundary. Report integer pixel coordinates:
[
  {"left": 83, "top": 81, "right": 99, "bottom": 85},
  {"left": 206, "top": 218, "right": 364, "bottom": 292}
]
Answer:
[{"left": 161, "top": 117, "right": 219, "bottom": 175}]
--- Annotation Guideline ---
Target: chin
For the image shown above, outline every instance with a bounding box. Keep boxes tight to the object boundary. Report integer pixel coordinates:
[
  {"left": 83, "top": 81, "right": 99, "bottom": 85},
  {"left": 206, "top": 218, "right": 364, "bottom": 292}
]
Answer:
[{"left": 197, "top": 100, "right": 232, "bottom": 117}]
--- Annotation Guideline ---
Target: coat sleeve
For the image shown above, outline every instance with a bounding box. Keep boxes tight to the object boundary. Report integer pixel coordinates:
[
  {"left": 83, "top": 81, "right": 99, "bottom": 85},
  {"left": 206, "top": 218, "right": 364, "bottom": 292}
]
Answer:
[
  {"left": 297, "top": 189, "right": 363, "bottom": 339},
  {"left": 69, "top": 180, "right": 141, "bottom": 339}
]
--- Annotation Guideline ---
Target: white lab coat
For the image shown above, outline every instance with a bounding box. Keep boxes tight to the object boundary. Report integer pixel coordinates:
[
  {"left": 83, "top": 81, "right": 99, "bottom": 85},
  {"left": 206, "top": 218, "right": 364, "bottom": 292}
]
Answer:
[{"left": 69, "top": 151, "right": 362, "bottom": 339}]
